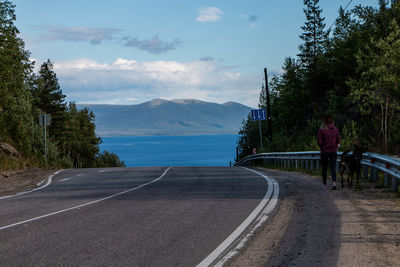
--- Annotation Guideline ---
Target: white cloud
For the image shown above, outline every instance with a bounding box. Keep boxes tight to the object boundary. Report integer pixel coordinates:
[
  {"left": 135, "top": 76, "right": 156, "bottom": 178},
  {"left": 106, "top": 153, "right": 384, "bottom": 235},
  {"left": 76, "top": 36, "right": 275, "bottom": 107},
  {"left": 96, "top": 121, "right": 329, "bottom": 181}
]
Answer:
[
  {"left": 53, "top": 58, "right": 267, "bottom": 107},
  {"left": 196, "top": 7, "right": 223, "bottom": 22}
]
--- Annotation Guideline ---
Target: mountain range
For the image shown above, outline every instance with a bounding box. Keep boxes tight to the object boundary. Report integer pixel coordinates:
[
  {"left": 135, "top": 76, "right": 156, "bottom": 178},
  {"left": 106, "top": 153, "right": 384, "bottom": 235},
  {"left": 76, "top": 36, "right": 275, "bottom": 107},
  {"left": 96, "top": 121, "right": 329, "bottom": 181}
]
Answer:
[{"left": 78, "top": 99, "right": 253, "bottom": 136}]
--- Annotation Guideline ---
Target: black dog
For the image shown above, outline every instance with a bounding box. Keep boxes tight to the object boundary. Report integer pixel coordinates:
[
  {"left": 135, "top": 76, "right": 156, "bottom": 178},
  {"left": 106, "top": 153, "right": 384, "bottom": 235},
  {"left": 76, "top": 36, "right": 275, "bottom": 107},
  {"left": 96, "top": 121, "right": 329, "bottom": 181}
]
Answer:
[{"left": 339, "top": 145, "right": 368, "bottom": 188}]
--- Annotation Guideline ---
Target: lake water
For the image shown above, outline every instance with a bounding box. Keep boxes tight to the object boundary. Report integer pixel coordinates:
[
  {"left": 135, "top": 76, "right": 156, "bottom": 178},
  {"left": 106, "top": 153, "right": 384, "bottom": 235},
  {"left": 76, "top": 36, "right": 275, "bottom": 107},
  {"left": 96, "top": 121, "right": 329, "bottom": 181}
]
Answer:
[{"left": 100, "top": 135, "right": 239, "bottom": 167}]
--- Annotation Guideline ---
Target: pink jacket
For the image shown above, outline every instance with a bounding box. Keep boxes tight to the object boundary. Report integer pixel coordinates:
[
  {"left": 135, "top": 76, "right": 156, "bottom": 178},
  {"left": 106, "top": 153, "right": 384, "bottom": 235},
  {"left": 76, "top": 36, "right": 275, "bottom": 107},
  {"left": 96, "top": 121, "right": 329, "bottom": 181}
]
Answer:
[{"left": 317, "top": 124, "right": 340, "bottom": 153}]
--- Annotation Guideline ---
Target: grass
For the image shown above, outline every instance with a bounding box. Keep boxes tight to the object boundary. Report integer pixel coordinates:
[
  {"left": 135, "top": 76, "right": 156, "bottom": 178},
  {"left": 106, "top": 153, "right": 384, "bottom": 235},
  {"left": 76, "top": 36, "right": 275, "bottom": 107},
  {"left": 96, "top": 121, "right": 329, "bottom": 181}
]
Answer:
[{"left": 0, "top": 155, "right": 43, "bottom": 171}]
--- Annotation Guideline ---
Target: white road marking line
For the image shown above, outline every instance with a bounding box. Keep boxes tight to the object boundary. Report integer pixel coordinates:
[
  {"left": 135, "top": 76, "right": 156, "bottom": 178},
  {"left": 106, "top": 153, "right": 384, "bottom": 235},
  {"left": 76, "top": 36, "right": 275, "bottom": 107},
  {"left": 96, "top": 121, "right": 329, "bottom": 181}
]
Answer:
[
  {"left": 59, "top": 178, "right": 71, "bottom": 182},
  {"left": 0, "top": 167, "right": 171, "bottom": 231},
  {"left": 197, "top": 167, "right": 279, "bottom": 267},
  {"left": 0, "top": 170, "right": 63, "bottom": 201},
  {"left": 99, "top": 170, "right": 105, "bottom": 173},
  {"left": 77, "top": 174, "right": 84, "bottom": 177},
  {"left": 215, "top": 169, "right": 279, "bottom": 266},
  {"left": 36, "top": 179, "right": 46, "bottom": 187}
]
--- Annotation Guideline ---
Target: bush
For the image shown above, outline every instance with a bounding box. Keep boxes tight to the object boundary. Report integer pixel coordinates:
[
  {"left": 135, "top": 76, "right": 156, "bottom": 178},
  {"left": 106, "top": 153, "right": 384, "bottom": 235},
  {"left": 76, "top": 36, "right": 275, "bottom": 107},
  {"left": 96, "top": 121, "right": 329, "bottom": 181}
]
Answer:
[{"left": 95, "top": 150, "right": 125, "bottom": 168}]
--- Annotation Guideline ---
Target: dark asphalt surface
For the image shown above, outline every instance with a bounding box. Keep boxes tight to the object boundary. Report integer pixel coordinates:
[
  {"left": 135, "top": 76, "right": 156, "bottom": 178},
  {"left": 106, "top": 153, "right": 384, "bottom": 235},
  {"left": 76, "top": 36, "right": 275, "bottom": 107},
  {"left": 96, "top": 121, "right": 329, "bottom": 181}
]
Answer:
[{"left": 0, "top": 166, "right": 268, "bottom": 266}]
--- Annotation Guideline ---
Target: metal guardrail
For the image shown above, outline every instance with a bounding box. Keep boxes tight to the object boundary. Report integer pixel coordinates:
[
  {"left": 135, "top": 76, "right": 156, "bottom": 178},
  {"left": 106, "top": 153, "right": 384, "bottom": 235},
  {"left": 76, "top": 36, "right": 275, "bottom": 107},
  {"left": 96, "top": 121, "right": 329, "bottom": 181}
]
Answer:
[{"left": 235, "top": 151, "right": 400, "bottom": 191}]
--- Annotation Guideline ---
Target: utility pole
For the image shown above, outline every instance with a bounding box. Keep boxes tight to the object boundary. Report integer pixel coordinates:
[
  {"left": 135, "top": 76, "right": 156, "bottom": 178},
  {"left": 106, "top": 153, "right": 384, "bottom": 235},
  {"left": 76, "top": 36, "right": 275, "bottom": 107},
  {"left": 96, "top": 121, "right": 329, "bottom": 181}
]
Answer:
[
  {"left": 264, "top": 68, "right": 273, "bottom": 141},
  {"left": 258, "top": 117, "right": 264, "bottom": 150}
]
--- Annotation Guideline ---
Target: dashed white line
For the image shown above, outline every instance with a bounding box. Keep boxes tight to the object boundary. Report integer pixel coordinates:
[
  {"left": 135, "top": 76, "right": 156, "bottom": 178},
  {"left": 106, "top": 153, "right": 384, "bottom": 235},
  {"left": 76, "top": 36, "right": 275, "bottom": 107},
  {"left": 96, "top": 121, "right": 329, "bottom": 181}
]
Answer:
[
  {"left": 59, "top": 178, "right": 71, "bottom": 182},
  {"left": 0, "top": 167, "right": 171, "bottom": 231},
  {"left": 197, "top": 167, "right": 279, "bottom": 267}
]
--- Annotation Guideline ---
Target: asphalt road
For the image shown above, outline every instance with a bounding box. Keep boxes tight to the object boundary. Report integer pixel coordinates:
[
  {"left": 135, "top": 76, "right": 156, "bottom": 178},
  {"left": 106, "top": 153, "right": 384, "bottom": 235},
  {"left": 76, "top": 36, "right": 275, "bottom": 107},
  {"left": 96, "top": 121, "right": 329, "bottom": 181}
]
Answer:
[{"left": 0, "top": 166, "right": 269, "bottom": 266}]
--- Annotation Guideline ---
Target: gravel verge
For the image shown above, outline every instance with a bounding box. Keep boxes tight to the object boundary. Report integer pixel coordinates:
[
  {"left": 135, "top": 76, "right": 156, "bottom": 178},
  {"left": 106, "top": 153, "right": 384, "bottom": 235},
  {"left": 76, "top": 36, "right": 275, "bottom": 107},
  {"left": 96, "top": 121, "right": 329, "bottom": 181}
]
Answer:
[
  {"left": 229, "top": 167, "right": 400, "bottom": 267},
  {"left": 0, "top": 169, "right": 58, "bottom": 197}
]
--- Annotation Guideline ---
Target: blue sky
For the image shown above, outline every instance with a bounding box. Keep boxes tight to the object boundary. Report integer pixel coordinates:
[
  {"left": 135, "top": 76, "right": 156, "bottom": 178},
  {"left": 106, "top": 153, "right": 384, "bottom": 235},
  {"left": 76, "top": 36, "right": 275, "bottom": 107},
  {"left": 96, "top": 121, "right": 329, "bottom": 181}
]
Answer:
[{"left": 12, "top": 0, "right": 377, "bottom": 107}]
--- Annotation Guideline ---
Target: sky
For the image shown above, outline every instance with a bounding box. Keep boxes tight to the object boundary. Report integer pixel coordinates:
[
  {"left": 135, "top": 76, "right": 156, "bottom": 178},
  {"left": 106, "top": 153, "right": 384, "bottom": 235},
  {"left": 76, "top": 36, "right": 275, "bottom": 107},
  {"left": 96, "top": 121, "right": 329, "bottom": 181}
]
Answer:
[{"left": 12, "top": 0, "right": 378, "bottom": 108}]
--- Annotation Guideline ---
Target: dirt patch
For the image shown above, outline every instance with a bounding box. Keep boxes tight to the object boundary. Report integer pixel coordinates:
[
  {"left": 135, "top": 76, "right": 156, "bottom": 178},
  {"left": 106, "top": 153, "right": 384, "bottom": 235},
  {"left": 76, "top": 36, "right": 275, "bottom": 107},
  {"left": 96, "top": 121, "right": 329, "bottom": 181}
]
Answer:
[
  {"left": 0, "top": 169, "right": 58, "bottom": 197},
  {"left": 228, "top": 168, "right": 400, "bottom": 267}
]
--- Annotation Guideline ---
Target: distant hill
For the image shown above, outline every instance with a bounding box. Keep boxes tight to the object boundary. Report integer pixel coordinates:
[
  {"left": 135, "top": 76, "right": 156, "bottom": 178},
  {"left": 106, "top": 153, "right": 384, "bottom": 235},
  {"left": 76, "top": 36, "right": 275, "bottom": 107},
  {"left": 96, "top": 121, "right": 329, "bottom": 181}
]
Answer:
[{"left": 78, "top": 99, "right": 253, "bottom": 136}]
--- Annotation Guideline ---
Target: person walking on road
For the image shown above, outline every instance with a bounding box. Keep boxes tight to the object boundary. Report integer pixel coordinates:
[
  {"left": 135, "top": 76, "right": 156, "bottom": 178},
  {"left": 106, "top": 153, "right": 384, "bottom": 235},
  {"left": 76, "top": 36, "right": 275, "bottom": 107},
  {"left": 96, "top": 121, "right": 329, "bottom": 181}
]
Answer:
[{"left": 317, "top": 115, "right": 340, "bottom": 190}]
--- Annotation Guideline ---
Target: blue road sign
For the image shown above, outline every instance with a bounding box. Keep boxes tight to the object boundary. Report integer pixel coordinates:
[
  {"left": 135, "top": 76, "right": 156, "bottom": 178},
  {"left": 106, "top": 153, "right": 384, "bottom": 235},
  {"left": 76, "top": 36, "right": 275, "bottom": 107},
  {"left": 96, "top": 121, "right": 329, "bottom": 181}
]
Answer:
[{"left": 251, "top": 109, "right": 266, "bottom": 121}]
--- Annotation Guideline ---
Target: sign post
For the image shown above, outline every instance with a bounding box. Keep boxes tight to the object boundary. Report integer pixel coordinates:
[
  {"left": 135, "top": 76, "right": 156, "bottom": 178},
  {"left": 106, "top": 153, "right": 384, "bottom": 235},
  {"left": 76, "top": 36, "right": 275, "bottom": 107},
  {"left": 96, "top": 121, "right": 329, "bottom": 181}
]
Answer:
[
  {"left": 251, "top": 108, "right": 266, "bottom": 150},
  {"left": 264, "top": 68, "right": 272, "bottom": 141},
  {"left": 39, "top": 113, "right": 51, "bottom": 165}
]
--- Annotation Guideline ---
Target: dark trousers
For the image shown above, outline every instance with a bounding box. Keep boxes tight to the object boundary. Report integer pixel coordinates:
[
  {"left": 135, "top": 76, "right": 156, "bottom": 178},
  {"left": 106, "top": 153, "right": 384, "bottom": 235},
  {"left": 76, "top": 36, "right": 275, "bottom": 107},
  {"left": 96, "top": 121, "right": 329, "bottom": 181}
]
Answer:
[{"left": 321, "top": 151, "right": 337, "bottom": 184}]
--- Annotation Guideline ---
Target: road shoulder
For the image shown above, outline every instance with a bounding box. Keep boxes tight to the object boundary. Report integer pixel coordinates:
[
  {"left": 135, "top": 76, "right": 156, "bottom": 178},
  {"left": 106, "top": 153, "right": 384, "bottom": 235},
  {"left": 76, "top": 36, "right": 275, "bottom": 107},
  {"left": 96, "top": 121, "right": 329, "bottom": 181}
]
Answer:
[
  {"left": 0, "top": 169, "right": 56, "bottom": 197},
  {"left": 228, "top": 167, "right": 400, "bottom": 266}
]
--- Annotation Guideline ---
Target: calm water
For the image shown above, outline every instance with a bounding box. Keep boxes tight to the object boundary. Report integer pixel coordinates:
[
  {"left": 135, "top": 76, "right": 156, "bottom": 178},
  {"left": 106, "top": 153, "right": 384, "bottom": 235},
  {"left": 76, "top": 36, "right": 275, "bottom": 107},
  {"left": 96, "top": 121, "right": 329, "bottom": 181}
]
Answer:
[{"left": 100, "top": 135, "right": 238, "bottom": 167}]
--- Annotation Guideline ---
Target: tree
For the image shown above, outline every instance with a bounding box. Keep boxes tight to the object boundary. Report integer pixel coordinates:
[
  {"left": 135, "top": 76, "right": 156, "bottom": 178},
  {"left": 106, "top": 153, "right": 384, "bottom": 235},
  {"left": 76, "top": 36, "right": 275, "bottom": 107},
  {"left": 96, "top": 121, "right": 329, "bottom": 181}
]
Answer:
[
  {"left": 33, "top": 59, "right": 66, "bottom": 114},
  {"left": 0, "top": 0, "right": 35, "bottom": 154},
  {"left": 31, "top": 59, "right": 69, "bottom": 156},
  {"left": 298, "top": 0, "right": 326, "bottom": 68},
  {"left": 95, "top": 150, "right": 125, "bottom": 167},
  {"left": 349, "top": 18, "right": 400, "bottom": 152},
  {"left": 258, "top": 84, "right": 267, "bottom": 109},
  {"left": 65, "top": 103, "right": 101, "bottom": 168}
]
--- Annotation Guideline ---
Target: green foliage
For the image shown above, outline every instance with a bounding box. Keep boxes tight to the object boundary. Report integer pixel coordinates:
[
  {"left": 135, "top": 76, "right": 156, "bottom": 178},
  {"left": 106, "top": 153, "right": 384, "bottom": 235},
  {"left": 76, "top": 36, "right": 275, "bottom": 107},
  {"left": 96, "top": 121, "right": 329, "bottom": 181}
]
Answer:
[
  {"left": 340, "top": 121, "right": 360, "bottom": 151},
  {"left": 0, "top": 1, "right": 124, "bottom": 170},
  {"left": 95, "top": 150, "right": 126, "bottom": 168},
  {"left": 237, "top": 1, "right": 400, "bottom": 160},
  {"left": 298, "top": 0, "right": 327, "bottom": 67},
  {"left": 0, "top": 0, "right": 35, "bottom": 155}
]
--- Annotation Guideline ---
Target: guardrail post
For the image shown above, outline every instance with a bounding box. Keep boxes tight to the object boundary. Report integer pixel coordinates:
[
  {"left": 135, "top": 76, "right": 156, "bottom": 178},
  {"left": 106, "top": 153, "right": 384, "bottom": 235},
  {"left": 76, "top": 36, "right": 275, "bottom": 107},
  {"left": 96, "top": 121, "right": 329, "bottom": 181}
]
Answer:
[
  {"left": 370, "top": 167, "right": 376, "bottom": 182},
  {"left": 295, "top": 159, "right": 298, "bottom": 169},
  {"left": 363, "top": 165, "right": 369, "bottom": 180},
  {"left": 373, "top": 168, "right": 379, "bottom": 182},
  {"left": 305, "top": 160, "right": 309, "bottom": 171},
  {"left": 310, "top": 160, "right": 314, "bottom": 171},
  {"left": 316, "top": 160, "right": 320, "bottom": 171},
  {"left": 392, "top": 177, "right": 398, "bottom": 192},
  {"left": 384, "top": 173, "right": 390, "bottom": 187}
]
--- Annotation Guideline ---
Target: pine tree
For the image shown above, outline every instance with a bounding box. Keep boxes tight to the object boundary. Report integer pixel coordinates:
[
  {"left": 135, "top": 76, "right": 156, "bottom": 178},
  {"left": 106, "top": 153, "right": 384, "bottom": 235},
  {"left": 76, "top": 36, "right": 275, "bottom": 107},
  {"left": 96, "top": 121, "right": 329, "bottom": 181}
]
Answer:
[
  {"left": 31, "top": 59, "right": 68, "bottom": 154},
  {"left": 298, "top": 0, "right": 326, "bottom": 67},
  {"left": 33, "top": 59, "right": 66, "bottom": 114},
  {"left": 258, "top": 84, "right": 267, "bottom": 109}
]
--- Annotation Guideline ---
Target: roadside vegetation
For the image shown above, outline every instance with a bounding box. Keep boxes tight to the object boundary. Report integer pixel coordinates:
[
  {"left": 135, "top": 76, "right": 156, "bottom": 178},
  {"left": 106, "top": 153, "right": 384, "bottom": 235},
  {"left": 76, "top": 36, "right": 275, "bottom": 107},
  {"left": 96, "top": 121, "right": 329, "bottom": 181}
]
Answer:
[
  {"left": 0, "top": 0, "right": 125, "bottom": 170},
  {"left": 237, "top": 0, "right": 400, "bottom": 159}
]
